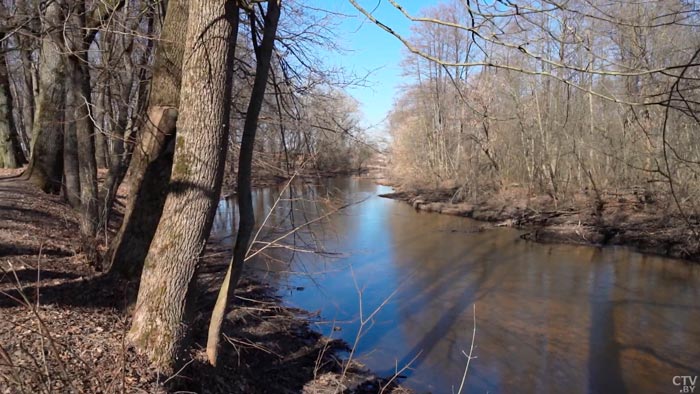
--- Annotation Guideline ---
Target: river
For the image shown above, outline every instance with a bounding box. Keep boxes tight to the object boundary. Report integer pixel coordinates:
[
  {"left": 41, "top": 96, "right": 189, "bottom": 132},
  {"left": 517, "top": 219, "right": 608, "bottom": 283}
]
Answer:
[{"left": 211, "top": 177, "right": 700, "bottom": 393}]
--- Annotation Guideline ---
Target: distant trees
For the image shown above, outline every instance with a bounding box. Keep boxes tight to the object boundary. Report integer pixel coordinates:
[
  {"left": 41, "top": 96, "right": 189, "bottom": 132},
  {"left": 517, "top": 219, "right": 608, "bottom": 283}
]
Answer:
[
  {"left": 300, "top": 89, "right": 372, "bottom": 173},
  {"left": 356, "top": 0, "right": 700, "bottom": 213}
]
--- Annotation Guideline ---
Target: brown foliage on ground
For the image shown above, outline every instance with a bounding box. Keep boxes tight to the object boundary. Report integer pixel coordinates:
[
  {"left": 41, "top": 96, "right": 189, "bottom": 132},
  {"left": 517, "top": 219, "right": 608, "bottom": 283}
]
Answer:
[{"left": 0, "top": 175, "right": 404, "bottom": 393}]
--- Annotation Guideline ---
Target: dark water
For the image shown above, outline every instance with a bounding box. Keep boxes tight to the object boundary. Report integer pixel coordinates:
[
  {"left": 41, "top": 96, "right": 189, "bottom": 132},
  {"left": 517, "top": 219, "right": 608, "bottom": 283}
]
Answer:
[{"left": 211, "top": 177, "right": 700, "bottom": 393}]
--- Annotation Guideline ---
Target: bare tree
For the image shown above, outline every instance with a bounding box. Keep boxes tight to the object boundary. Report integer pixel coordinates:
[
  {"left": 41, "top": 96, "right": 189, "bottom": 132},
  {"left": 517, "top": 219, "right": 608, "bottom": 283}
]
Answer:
[
  {"left": 363, "top": 0, "right": 700, "bottom": 217},
  {"left": 206, "top": 0, "right": 281, "bottom": 366}
]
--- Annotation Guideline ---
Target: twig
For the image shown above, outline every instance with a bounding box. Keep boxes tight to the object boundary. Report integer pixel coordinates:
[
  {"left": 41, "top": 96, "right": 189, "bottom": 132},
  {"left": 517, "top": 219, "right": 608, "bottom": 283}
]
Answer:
[
  {"left": 456, "top": 304, "right": 477, "bottom": 394},
  {"left": 379, "top": 350, "right": 423, "bottom": 394}
]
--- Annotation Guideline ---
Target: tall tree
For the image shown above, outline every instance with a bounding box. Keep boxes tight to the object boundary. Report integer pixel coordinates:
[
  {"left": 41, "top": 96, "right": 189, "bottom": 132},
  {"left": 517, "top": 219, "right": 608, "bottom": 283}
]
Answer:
[
  {"left": 0, "top": 37, "right": 27, "bottom": 168},
  {"left": 23, "top": 1, "right": 65, "bottom": 192},
  {"left": 206, "top": 0, "right": 282, "bottom": 366},
  {"left": 127, "top": 0, "right": 239, "bottom": 371},
  {"left": 106, "top": 0, "right": 187, "bottom": 279},
  {"left": 64, "top": 0, "right": 100, "bottom": 258},
  {"left": 3, "top": 0, "right": 38, "bottom": 158}
]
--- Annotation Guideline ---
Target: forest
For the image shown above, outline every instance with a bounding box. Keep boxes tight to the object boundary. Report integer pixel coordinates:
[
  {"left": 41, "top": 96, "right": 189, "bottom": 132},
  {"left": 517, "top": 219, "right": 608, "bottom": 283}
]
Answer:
[
  {"left": 376, "top": 0, "right": 700, "bottom": 261},
  {"left": 1, "top": 0, "right": 699, "bottom": 393}
]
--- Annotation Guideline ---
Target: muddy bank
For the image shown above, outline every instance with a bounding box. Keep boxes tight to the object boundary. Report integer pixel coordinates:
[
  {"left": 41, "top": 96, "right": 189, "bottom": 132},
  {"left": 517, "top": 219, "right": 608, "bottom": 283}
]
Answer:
[
  {"left": 381, "top": 188, "right": 700, "bottom": 263},
  {"left": 0, "top": 176, "right": 407, "bottom": 393}
]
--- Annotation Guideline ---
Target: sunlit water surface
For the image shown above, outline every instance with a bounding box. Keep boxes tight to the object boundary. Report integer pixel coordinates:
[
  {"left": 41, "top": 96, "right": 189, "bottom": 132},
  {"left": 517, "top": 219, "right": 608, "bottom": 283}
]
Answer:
[{"left": 211, "top": 177, "right": 700, "bottom": 393}]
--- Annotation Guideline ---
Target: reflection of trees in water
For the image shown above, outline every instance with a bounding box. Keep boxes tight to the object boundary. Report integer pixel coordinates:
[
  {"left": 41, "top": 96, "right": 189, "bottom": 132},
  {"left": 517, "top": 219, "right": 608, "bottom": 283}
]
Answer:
[
  {"left": 587, "top": 249, "right": 627, "bottom": 393},
  {"left": 214, "top": 177, "right": 372, "bottom": 292},
  {"left": 210, "top": 179, "right": 700, "bottom": 393},
  {"left": 593, "top": 251, "right": 700, "bottom": 392},
  {"left": 379, "top": 236, "right": 696, "bottom": 393},
  {"left": 383, "top": 227, "right": 699, "bottom": 393}
]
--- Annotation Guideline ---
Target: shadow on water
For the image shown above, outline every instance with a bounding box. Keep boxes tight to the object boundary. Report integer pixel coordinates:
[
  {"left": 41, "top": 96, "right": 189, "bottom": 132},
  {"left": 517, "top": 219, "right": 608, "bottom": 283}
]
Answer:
[
  {"left": 587, "top": 250, "right": 627, "bottom": 394},
  {"left": 372, "top": 248, "right": 505, "bottom": 379},
  {"left": 214, "top": 177, "right": 700, "bottom": 394}
]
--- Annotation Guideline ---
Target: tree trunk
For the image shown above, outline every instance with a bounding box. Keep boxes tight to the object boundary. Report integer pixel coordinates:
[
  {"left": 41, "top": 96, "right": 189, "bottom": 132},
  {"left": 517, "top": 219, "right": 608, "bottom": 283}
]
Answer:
[
  {"left": 16, "top": 33, "right": 36, "bottom": 155},
  {"left": 69, "top": 56, "right": 99, "bottom": 243},
  {"left": 62, "top": 116, "right": 81, "bottom": 208},
  {"left": 128, "top": 0, "right": 238, "bottom": 372},
  {"left": 0, "top": 40, "right": 26, "bottom": 168},
  {"left": 62, "top": 3, "right": 100, "bottom": 266},
  {"left": 207, "top": 0, "right": 281, "bottom": 366},
  {"left": 23, "top": 2, "right": 65, "bottom": 191},
  {"left": 107, "top": 0, "right": 188, "bottom": 279}
]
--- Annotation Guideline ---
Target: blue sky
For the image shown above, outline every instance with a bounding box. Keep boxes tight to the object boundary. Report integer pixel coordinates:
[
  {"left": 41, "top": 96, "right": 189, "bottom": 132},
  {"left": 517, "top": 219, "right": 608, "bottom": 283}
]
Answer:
[{"left": 303, "top": 0, "right": 428, "bottom": 137}]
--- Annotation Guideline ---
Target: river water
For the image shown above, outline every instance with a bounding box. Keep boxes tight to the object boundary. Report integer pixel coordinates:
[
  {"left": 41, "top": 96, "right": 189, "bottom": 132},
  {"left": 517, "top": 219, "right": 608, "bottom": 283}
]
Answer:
[{"left": 211, "top": 177, "right": 700, "bottom": 393}]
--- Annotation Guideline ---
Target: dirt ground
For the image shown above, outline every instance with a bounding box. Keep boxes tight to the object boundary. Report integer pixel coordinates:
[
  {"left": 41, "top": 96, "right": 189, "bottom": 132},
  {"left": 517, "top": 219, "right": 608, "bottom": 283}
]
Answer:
[
  {"left": 381, "top": 186, "right": 700, "bottom": 263},
  {"left": 0, "top": 170, "right": 407, "bottom": 393}
]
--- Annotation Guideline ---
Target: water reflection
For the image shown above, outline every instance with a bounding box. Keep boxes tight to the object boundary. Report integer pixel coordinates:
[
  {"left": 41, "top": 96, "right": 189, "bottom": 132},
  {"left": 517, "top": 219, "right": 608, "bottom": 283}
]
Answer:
[{"left": 212, "top": 177, "right": 700, "bottom": 393}]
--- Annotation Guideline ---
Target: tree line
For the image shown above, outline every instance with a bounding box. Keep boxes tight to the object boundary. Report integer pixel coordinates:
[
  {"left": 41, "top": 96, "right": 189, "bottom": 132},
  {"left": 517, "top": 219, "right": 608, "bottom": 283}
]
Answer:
[{"left": 354, "top": 0, "right": 700, "bottom": 216}]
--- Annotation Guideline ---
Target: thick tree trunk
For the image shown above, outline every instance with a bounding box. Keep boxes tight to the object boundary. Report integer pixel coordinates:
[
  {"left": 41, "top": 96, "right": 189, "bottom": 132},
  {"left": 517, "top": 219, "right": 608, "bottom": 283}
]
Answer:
[
  {"left": 16, "top": 35, "right": 36, "bottom": 154},
  {"left": 128, "top": 0, "right": 238, "bottom": 371},
  {"left": 207, "top": 0, "right": 281, "bottom": 366},
  {"left": 23, "top": 2, "right": 65, "bottom": 193},
  {"left": 65, "top": 4, "right": 100, "bottom": 266},
  {"left": 107, "top": 106, "right": 176, "bottom": 275},
  {"left": 94, "top": 49, "right": 114, "bottom": 172},
  {"left": 11, "top": 66, "right": 33, "bottom": 159},
  {"left": 68, "top": 56, "right": 99, "bottom": 239},
  {"left": 0, "top": 42, "right": 26, "bottom": 168},
  {"left": 107, "top": 0, "right": 188, "bottom": 279}
]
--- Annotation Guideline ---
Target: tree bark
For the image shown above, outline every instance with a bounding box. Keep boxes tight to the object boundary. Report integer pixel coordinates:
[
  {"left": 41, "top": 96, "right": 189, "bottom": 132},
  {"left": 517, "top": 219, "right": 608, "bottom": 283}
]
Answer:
[
  {"left": 62, "top": 115, "right": 81, "bottom": 208},
  {"left": 0, "top": 40, "right": 26, "bottom": 168},
  {"left": 23, "top": 1, "right": 65, "bottom": 192},
  {"left": 15, "top": 6, "right": 37, "bottom": 155},
  {"left": 207, "top": 0, "right": 281, "bottom": 366},
  {"left": 63, "top": 2, "right": 100, "bottom": 265},
  {"left": 93, "top": 67, "right": 109, "bottom": 170},
  {"left": 69, "top": 58, "right": 99, "bottom": 245},
  {"left": 107, "top": 0, "right": 188, "bottom": 279},
  {"left": 128, "top": 0, "right": 238, "bottom": 372}
]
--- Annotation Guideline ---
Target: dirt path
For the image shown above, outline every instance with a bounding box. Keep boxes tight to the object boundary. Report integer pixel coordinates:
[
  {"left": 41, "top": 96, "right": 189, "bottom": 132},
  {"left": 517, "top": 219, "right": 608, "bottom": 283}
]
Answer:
[
  {"left": 0, "top": 175, "right": 404, "bottom": 393},
  {"left": 0, "top": 176, "right": 86, "bottom": 275}
]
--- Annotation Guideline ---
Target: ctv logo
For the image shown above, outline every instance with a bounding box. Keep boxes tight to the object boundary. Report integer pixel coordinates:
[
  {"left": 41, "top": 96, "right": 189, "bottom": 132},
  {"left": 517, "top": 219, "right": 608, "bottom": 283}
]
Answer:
[{"left": 674, "top": 376, "right": 697, "bottom": 393}]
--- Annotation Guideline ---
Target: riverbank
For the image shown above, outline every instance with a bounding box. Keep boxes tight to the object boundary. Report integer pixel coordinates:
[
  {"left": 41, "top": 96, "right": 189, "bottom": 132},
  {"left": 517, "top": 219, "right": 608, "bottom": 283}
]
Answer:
[
  {"left": 381, "top": 186, "right": 700, "bottom": 263},
  {"left": 0, "top": 170, "right": 407, "bottom": 393}
]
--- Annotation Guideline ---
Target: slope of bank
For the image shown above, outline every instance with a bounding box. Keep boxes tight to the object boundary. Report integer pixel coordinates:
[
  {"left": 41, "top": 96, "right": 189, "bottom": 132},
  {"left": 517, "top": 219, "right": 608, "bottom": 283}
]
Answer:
[
  {"left": 381, "top": 187, "right": 700, "bottom": 263},
  {"left": 0, "top": 173, "right": 405, "bottom": 393}
]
